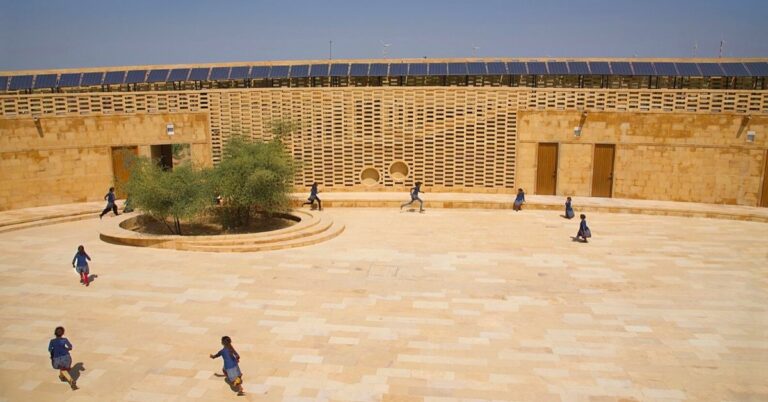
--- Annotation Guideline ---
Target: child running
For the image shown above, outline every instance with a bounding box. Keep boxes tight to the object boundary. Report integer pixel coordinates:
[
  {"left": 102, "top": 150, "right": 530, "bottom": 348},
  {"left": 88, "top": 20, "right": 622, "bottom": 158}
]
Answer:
[
  {"left": 210, "top": 336, "right": 244, "bottom": 396},
  {"left": 400, "top": 181, "right": 425, "bottom": 213},
  {"left": 48, "top": 326, "right": 78, "bottom": 390},
  {"left": 71, "top": 245, "right": 92, "bottom": 286},
  {"left": 99, "top": 187, "right": 119, "bottom": 219},
  {"left": 513, "top": 188, "right": 525, "bottom": 211},
  {"left": 302, "top": 182, "right": 322, "bottom": 211},
  {"left": 564, "top": 196, "right": 575, "bottom": 219},
  {"left": 576, "top": 214, "right": 592, "bottom": 243}
]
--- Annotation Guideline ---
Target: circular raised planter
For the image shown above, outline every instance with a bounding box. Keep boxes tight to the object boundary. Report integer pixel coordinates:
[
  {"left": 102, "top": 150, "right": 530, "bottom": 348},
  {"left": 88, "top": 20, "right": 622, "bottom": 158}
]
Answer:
[
  {"left": 389, "top": 161, "right": 409, "bottom": 181},
  {"left": 99, "top": 209, "right": 344, "bottom": 252},
  {"left": 360, "top": 167, "right": 380, "bottom": 186}
]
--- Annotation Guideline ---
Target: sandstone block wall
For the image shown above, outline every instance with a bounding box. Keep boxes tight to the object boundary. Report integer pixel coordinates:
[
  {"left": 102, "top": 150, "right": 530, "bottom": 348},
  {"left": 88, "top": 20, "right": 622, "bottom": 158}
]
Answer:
[
  {"left": 0, "top": 113, "right": 210, "bottom": 210},
  {"left": 517, "top": 111, "right": 768, "bottom": 206}
]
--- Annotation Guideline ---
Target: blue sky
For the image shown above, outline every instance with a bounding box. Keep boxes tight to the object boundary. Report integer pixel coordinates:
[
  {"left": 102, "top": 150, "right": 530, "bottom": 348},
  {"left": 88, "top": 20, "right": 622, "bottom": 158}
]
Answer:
[{"left": 1, "top": 0, "right": 766, "bottom": 71}]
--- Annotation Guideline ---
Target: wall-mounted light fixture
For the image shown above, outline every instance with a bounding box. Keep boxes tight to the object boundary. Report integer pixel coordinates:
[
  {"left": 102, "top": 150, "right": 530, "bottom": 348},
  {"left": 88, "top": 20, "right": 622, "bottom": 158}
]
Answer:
[
  {"left": 574, "top": 110, "right": 588, "bottom": 137},
  {"left": 746, "top": 130, "right": 756, "bottom": 143},
  {"left": 166, "top": 123, "right": 175, "bottom": 136},
  {"left": 573, "top": 126, "right": 582, "bottom": 137}
]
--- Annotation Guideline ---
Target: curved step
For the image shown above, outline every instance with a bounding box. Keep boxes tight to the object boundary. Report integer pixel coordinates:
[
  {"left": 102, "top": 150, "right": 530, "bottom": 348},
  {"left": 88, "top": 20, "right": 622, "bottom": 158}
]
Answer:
[
  {"left": 175, "top": 217, "right": 334, "bottom": 248},
  {"left": 182, "top": 222, "right": 345, "bottom": 252}
]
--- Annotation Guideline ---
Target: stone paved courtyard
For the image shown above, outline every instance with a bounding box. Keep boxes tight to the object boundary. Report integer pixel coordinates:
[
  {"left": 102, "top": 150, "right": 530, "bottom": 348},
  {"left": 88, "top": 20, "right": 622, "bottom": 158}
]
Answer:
[{"left": 0, "top": 208, "right": 766, "bottom": 402}]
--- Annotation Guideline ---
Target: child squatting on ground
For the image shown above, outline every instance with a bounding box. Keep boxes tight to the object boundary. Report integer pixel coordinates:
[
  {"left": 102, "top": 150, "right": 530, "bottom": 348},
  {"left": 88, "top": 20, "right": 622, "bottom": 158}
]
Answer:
[
  {"left": 71, "top": 245, "right": 91, "bottom": 286},
  {"left": 210, "top": 336, "right": 244, "bottom": 396},
  {"left": 49, "top": 326, "right": 78, "bottom": 390},
  {"left": 513, "top": 188, "right": 525, "bottom": 211}
]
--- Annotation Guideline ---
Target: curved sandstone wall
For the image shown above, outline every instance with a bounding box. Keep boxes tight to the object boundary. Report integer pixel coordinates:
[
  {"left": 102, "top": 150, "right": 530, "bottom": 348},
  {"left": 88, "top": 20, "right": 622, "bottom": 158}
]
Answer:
[{"left": 0, "top": 87, "right": 767, "bottom": 210}]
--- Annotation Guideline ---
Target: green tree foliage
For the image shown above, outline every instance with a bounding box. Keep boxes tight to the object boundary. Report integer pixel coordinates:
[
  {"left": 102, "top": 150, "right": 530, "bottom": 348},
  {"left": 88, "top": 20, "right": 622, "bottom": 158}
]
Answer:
[
  {"left": 125, "top": 158, "right": 212, "bottom": 234},
  {"left": 211, "top": 134, "right": 296, "bottom": 229}
]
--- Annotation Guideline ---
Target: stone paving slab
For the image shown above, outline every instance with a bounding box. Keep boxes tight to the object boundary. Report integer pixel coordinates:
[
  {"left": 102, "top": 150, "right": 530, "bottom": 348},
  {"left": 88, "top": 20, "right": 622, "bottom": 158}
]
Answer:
[{"left": 0, "top": 208, "right": 766, "bottom": 401}]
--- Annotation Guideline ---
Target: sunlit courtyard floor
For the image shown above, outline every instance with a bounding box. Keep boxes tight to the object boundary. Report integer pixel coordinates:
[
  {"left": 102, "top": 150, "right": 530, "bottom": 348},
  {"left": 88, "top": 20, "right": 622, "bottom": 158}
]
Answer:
[{"left": 0, "top": 208, "right": 766, "bottom": 402}]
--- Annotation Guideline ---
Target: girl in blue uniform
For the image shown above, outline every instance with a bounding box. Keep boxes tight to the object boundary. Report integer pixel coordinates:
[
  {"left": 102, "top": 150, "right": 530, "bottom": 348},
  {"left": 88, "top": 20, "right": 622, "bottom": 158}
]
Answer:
[
  {"left": 48, "top": 326, "right": 78, "bottom": 390},
  {"left": 71, "top": 245, "right": 92, "bottom": 286},
  {"left": 302, "top": 182, "right": 322, "bottom": 211},
  {"left": 576, "top": 214, "right": 591, "bottom": 243},
  {"left": 513, "top": 188, "right": 525, "bottom": 211},
  {"left": 564, "top": 196, "right": 575, "bottom": 219},
  {"left": 210, "top": 336, "right": 244, "bottom": 396},
  {"left": 99, "top": 187, "right": 119, "bottom": 219},
  {"left": 400, "top": 182, "right": 425, "bottom": 212}
]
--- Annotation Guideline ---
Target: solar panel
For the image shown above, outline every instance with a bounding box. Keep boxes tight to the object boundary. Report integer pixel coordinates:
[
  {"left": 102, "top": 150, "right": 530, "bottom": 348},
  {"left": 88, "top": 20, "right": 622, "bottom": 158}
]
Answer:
[
  {"left": 209, "top": 67, "right": 230, "bottom": 80},
  {"left": 568, "top": 62, "right": 590, "bottom": 75},
  {"left": 249, "top": 66, "right": 270, "bottom": 78},
  {"left": 9, "top": 75, "right": 33, "bottom": 90},
  {"left": 388, "top": 63, "right": 407, "bottom": 76},
  {"left": 654, "top": 62, "right": 677, "bottom": 76},
  {"left": 608, "top": 62, "right": 631, "bottom": 75},
  {"left": 744, "top": 62, "right": 768, "bottom": 76},
  {"left": 329, "top": 64, "right": 349, "bottom": 77},
  {"left": 229, "top": 66, "right": 249, "bottom": 80},
  {"left": 188, "top": 68, "right": 210, "bottom": 81},
  {"left": 289, "top": 65, "right": 309, "bottom": 78},
  {"left": 631, "top": 62, "right": 654, "bottom": 75},
  {"left": 147, "top": 69, "right": 169, "bottom": 83},
  {"left": 447, "top": 63, "right": 467, "bottom": 75},
  {"left": 507, "top": 62, "right": 526, "bottom": 74},
  {"left": 125, "top": 70, "right": 147, "bottom": 84},
  {"left": 369, "top": 63, "right": 388, "bottom": 76},
  {"left": 697, "top": 63, "right": 723, "bottom": 76},
  {"left": 588, "top": 62, "right": 610, "bottom": 75},
  {"left": 675, "top": 62, "right": 700, "bottom": 76},
  {"left": 467, "top": 62, "right": 486, "bottom": 75},
  {"left": 349, "top": 63, "right": 369, "bottom": 77},
  {"left": 547, "top": 62, "right": 568, "bottom": 75},
  {"left": 33, "top": 74, "right": 58, "bottom": 88},
  {"left": 720, "top": 62, "right": 750, "bottom": 77},
  {"left": 526, "top": 62, "right": 547, "bottom": 75},
  {"left": 0, "top": 76, "right": 8, "bottom": 91},
  {"left": 270, "top": 65, "right": 290, "bottom": 78},
  {"left": 81, "top": 72, "right": 104, "bottom": 86},
  {"left": 428, "top": 63, "right": 447, "bottom": 75},
  {"left": 103, "top": 71, "right": 126, "bottom": 85},
  {"left": 167, "top": 68, "right": 189, "bottom": 81},
  {"left": 408, "top": 63, "right": 427, "bottom": 76},
  {"left": 487, "top": 62, "right": 508, "bottom": 75},
  {"left": 309, "top": 64, "right": 329, "bottom": 77}
]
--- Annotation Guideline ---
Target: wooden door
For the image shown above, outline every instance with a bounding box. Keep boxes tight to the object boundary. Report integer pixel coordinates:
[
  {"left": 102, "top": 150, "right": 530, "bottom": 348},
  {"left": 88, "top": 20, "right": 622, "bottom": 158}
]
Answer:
[
  {"left": 536, "top": 143, "right": 558, "bottom": 195},
  {"left": 761, "top": 150, "right": 768, "bottom": 207},
  {"left": 592, "top": 144, "right": 615, "bottom": 198},
  {"left": 111, "top": 146, "right": 138, "bottom": 198}
]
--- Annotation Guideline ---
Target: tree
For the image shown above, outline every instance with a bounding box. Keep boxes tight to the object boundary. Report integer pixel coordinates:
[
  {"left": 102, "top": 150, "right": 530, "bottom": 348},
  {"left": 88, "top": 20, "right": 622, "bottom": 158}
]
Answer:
[
  {"left": 125, "top": 158, "right": 212, "bottom": 234},
  {"left": 211, "top": 132, "right": 297, "bottom": 229}
]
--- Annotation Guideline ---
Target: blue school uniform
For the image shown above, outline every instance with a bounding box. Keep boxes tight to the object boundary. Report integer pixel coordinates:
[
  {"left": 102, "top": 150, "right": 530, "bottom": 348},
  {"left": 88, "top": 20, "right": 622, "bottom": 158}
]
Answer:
[
  {"left": 579, "top": 219, "right": 591, "bottom": 238},
  {"left": 565, "top": 200, "right": 574, "bottom": 219},
  {"left": 214, "top": 347, "right": 241, "bottom": 382},
  {"left": 48, "top": 337, "right": 73, "bottom": 369}
]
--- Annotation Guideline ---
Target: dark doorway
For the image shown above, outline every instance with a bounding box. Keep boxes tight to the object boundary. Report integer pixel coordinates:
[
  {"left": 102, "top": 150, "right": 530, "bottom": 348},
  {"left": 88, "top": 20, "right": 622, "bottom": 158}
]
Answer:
[{"left": 151, "top": 144, "right": 173, "bottom": 171}]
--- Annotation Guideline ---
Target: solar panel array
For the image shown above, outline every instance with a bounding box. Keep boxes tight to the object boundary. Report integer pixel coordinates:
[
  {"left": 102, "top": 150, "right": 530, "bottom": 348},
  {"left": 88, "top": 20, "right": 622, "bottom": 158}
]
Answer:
[{"left": 1, "top": 61, "right": 766, "bottom": 91}]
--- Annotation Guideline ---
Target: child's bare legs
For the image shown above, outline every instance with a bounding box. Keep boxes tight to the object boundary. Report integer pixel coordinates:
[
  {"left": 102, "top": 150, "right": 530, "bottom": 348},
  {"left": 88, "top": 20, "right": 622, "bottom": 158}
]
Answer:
[{"left": 60, "top": 368, "right": 77, "bottom": 389}]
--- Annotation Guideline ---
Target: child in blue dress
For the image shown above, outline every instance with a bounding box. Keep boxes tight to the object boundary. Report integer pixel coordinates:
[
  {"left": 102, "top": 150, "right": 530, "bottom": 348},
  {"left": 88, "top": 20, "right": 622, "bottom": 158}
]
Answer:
[
  {"left": 576, "top": 214, "right": 591, "bottom": 243},
  {"left": 302, "top": 182, "right": 322, "bottom": 211},
  {"left": 564, "top": 196, "right": 575, "bottom": 219},
  {"left": 400, "top": 182, "right": 425, "bottom": 212},
  {"left": 49, "top": 326, "right": 78, "bottom": 390},
  {"left": 513, "top": 188, "right": 525, "bottom": 211},
  {"left": 71, "top": 245, "right": 92, "bottom": 286},
  {"left": 210, "top": 336, "right": 244, "bottom": 396}
]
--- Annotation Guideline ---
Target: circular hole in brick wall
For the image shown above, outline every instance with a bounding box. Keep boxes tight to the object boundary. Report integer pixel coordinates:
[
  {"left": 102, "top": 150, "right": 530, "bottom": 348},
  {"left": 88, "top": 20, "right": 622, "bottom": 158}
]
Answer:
[
  {"left": 360, "top": 168, "right": 380, "bottom": 186},
  {"left": 389, "top": 161, "right": 409, "bottom": 181}
]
